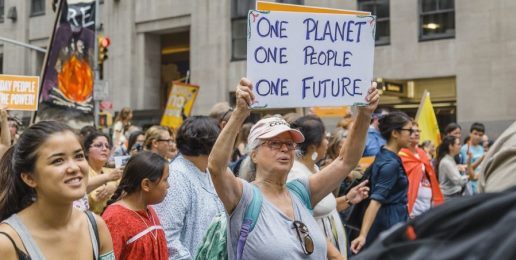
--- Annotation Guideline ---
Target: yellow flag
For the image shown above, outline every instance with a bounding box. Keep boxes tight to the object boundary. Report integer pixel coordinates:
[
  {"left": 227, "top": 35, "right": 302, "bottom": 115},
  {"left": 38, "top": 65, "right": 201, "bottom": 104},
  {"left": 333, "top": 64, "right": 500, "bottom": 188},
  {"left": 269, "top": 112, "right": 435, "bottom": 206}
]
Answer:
[{"left": 416, "top": 91, "right": 441, "bottom": 147}]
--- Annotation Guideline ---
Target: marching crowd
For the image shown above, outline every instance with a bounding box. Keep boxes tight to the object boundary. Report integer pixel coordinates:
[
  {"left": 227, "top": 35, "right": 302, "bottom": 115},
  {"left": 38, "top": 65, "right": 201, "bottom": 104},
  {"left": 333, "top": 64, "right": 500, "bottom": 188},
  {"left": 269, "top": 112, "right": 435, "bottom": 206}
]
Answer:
[{"left": 0, "top": 78, "right": 513, "bottom": 260}]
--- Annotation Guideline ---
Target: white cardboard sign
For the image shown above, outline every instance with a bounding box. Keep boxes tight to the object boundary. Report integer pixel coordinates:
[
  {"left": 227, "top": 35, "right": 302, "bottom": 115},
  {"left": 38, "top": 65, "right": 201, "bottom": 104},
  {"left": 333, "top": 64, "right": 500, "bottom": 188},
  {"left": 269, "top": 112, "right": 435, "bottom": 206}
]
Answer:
[{"left": 246, "top": 10, "right": 376, "bottom": 108}]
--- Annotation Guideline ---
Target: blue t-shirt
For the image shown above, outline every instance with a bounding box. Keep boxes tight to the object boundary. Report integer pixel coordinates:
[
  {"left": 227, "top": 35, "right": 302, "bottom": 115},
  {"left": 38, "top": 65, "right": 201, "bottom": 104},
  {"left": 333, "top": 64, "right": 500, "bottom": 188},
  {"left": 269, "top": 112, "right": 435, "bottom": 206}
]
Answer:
[
  {"left": 363, "top": 127, "right": 386, "bottom": 157},
  {"left": 460, "top": 144, "right": 484, "bottom": 194},
  {"left": 460, "top": 144, "right": 484, "bottom": 170}
]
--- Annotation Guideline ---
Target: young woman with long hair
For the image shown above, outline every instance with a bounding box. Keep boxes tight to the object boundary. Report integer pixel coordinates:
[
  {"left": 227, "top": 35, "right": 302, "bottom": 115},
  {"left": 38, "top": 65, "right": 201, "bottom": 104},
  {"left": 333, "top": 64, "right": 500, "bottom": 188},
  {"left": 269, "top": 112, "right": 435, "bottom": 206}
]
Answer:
[{"left": 0, "top": 121, "right": 113, "bottom": 259}]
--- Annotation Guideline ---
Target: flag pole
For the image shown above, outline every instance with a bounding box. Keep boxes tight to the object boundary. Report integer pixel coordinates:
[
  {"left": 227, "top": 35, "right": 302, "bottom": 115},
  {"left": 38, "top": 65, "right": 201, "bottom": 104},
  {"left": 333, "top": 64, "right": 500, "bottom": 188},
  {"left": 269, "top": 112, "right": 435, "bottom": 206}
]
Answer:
[{"left": 415, "top": 90, "right": 428, "bottom": 121}]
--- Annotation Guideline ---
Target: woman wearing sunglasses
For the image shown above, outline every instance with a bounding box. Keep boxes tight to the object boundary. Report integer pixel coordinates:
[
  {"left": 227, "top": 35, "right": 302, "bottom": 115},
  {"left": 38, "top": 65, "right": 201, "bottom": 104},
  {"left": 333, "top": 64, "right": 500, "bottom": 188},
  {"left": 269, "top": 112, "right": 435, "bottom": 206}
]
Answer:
[{"left": 208, "top": 78, "right": 379, "bottom": 259}]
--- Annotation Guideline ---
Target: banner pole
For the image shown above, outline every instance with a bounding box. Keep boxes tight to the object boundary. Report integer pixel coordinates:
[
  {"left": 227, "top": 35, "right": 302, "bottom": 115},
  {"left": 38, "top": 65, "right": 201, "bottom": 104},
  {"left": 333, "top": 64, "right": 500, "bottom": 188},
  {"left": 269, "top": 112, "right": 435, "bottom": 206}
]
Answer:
[{"left": 94, "top": 0, "right": 100, "bottom": 127}]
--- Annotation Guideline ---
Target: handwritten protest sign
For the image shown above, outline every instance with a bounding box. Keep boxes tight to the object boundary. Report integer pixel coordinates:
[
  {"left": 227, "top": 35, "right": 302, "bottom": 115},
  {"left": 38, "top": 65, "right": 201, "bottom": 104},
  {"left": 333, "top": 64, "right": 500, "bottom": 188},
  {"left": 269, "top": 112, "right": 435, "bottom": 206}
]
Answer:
[
  {"left": 0, "top": 75, "right": 40, "bottom": 111},
  {"left": 161, "top": 82, "right": 199, "bottom": 129},
  {"left": 247, "top": 11, "right": 375, "bottom": 109}
]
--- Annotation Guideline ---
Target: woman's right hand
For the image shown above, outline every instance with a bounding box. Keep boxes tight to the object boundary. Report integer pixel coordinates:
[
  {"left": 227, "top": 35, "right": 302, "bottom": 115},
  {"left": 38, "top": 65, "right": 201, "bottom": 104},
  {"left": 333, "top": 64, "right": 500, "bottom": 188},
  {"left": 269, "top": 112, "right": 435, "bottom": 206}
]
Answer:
[
  {"left": 234, "top": 78, "right": 255, "bottom": 116},
  {"left": 108, "top": 168, "right": 123, "bottom": 181},
  {"left": 350, "top": 235, "right": 366, "bottom": 254}
]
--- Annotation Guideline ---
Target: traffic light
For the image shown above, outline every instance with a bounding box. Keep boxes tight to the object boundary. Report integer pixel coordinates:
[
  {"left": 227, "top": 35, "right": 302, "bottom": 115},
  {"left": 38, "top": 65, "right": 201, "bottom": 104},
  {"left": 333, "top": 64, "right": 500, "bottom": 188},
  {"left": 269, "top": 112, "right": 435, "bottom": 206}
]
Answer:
[{"left": 98, "top": 35, "right": 111, "bottom": 65}]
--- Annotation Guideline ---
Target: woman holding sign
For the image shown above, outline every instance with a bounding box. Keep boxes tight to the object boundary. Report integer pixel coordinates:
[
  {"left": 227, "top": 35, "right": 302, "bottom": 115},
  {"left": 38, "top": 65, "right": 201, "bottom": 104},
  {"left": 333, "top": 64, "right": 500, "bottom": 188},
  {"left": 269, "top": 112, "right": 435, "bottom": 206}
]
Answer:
[{"left": 207, "top": 78, "right": 379, "bottom": 259}]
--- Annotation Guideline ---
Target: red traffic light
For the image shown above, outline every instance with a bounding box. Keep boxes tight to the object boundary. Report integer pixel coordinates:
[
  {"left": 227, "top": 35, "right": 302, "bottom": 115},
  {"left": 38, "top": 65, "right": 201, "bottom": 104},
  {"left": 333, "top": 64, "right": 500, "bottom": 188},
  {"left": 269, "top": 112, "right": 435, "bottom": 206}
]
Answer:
[{"left": 100, "top": 37, "right": 111, "bottom": 48}]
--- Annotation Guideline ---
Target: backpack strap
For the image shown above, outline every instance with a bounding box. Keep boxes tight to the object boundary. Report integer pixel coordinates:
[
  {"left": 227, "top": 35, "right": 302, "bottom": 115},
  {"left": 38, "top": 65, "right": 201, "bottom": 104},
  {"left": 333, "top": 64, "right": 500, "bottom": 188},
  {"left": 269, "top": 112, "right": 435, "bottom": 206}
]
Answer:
[
  {"left": 236, "top": 185, "right": 263, "bottom": 260},
  {"left": 85, "top": 211, "right": 100, "bottom": 260},
  {"left": 287, "top": 179, "right": 313, "bottom": 213}
]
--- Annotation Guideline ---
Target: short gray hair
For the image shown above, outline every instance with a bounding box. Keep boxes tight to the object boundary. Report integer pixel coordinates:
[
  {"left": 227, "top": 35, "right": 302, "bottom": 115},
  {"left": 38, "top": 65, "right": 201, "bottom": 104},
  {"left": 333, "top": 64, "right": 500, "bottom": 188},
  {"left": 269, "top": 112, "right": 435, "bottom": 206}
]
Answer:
[{"left": 238, "top": 139, "right": 262, "bottom": 182}]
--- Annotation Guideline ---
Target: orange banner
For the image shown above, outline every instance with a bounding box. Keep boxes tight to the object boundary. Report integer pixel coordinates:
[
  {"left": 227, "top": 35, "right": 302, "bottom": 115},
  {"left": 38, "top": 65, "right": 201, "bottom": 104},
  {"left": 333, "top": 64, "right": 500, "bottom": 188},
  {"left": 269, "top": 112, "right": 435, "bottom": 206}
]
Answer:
[
  {"left": 256, "top": 1, "right": 370, "bottom": 15},
  {"left": 312, "top": 106, "right": 350, "bottom": 117},
  {"left": 0, "top": 74, "right": 40, "bottom": 111}
]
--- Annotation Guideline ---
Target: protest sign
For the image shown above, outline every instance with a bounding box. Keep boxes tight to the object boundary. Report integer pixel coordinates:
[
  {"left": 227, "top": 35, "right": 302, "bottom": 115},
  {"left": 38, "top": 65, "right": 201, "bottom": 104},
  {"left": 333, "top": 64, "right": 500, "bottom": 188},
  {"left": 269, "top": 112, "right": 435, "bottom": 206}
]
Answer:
[
  {"left": 247, "top": 10, "right": 376, "bottom": 109},
  {"left": 0, "top": 75, "right": 40, "bottom": 111},
  {"left": 114, "top": 155, "right": 131, "bottom": 169},
  {"left": 161, "top": 82, "right": 199, "bottom": 129}
]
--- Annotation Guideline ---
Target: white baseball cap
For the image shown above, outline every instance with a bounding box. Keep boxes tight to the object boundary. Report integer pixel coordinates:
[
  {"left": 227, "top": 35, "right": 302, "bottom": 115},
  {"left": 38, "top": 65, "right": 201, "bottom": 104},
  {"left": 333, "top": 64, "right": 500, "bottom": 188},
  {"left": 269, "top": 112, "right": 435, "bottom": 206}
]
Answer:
[{"left": 248, "top": 116, "right": 305, "bottom": 145}]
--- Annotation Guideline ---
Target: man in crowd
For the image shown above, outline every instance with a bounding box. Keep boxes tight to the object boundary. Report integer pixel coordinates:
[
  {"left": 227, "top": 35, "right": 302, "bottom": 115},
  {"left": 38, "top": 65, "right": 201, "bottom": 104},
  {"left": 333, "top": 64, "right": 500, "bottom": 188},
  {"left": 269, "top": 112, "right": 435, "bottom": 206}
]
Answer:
[{"left": 363, "top": 108, "right": 389, "bottom": 156}]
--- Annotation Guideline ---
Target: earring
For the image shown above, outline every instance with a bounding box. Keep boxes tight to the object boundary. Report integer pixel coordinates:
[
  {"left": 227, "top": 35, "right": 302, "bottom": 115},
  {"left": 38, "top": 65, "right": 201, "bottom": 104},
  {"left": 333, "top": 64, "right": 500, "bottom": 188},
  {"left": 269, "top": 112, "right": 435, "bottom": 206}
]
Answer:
[{"left": 311, "top": 152, "right": 318, "bottom": 161}]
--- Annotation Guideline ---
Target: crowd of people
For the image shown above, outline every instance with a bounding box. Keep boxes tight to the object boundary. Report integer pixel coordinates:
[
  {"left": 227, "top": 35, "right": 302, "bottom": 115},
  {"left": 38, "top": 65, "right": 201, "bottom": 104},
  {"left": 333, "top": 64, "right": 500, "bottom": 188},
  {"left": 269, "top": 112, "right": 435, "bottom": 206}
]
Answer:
[{"left": 0, "top": 77, "right": 512, "bottom": 259}]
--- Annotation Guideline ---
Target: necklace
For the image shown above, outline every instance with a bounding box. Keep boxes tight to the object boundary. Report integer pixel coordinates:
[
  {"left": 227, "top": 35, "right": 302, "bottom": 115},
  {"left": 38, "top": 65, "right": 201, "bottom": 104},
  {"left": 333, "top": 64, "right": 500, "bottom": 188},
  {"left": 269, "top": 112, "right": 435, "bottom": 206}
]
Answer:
[{"left": 127, "top": 206, "right": 158, "bottom": 241}]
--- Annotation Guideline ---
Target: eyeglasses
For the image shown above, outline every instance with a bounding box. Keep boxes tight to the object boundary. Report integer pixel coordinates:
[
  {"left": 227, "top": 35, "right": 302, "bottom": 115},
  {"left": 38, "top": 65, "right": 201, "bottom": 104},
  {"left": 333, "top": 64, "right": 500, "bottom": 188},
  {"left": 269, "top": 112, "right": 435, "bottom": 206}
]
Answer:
[
  {"left": 293, "top": 220, "right": 314, "bottom": 255},
  {"left": 261, "top": 140, "right": 297, "bottom": 151},
  {"left": 399, "top": 128, "right": 418, "bottom": 135},
  {"left": 91, "top": 143, "right": 111, "bottom": 150},
  {"left": 157, "top": 139, "right": 174, "bottom": 144}
]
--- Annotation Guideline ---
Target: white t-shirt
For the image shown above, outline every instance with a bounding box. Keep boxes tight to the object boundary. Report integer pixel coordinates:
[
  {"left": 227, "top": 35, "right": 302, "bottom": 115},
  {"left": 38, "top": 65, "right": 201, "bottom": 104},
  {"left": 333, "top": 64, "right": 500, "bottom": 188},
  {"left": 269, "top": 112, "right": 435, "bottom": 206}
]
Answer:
[
  {"left": 411, "top": 154, "right": 432, "bottom": 218},
  {"left": 287, "top": 161, "right": 347, "bottom": 254}
]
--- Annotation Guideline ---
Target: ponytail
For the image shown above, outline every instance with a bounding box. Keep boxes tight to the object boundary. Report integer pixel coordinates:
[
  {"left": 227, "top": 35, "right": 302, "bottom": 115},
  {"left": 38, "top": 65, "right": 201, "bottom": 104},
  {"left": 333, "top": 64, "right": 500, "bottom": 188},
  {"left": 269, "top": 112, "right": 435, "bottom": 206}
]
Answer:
[
  {"left": 435, "top": 136, "right": 458, "bottom": 181},
  {"left": 102, "top": 183, "right": 128, "bottom": 214},
  {"left": 0, "top": 147, "right": 35, "bottom": 220}
]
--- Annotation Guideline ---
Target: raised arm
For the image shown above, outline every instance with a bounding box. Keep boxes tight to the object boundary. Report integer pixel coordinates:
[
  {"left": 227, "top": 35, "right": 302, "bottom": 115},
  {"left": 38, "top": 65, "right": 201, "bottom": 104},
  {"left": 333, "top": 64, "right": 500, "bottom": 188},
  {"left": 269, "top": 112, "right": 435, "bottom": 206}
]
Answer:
[
  {"left": 309, "top": 83, "right": 379, "bottom": 206},
  {"left": 208, "top": 78, "right": 255, "bottom": 214}
]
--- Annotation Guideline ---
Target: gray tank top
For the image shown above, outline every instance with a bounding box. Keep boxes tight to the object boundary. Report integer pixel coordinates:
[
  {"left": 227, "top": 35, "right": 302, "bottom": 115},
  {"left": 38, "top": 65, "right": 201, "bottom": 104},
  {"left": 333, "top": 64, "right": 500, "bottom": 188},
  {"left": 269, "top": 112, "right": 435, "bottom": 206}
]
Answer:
[{"left": 2, "top": 213, "right": 99, "bottom": 259}]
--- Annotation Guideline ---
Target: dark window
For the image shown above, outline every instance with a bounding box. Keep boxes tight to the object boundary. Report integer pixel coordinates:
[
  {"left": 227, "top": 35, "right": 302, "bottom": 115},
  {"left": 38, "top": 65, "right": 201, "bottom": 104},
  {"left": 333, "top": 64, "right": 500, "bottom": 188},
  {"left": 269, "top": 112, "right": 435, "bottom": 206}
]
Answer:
[
  {"left": 419, "top": 0, "right": 455, "bottom": 41},
  {"left": 30, "top": 0, "right": 45, "bottom": 16},
  {"left": 231, "top": 0, "right": 255, "bottom": 60},
  {"left": 358, "top": 0, "right": 390, "bottom": 46},
  {"left": 0, "top": 0, "right": 4, "bottom": 23},
  {"left": 0, "top": 54, "right": 3, "bottom": 74}
]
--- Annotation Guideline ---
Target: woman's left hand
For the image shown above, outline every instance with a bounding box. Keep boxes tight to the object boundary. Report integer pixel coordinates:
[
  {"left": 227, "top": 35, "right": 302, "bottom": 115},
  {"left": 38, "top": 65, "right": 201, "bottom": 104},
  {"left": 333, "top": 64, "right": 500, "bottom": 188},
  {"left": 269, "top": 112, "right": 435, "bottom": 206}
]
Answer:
[
  {"left": 358, "top": 82, "right": 380, "bottom": 115},
  {"left": 346, "top": 180, "right": 370, "bottom": 205}
]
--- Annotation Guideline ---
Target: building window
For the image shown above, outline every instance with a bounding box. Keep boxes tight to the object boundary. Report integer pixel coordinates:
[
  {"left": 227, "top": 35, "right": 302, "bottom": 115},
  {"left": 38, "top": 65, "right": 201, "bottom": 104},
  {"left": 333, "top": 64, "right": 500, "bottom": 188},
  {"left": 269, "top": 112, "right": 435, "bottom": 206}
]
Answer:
[
  {"left": 0, "top": 54, "right": 3, "bottom": 74},
  {"left": 231, "top": 0, "right": 255, "bottom": 61},
  {"left": 358, "top": 0, "right": 390, "bottom": 46},
  {"left": 0, "top": 0, "right": 4, "bottom": 23},
  {"left": 419, "top": 0, "right": 455, "bottom": 41},
  {"left": 30, "top": 0, "right": 45, "bottom": 17}
]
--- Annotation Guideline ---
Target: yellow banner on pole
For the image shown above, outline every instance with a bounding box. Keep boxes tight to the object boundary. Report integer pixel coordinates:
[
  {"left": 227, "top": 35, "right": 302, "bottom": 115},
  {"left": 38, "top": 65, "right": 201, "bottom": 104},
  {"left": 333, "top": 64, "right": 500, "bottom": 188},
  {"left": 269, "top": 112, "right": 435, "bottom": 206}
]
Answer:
[
  {"left": 416, "top": 90, "right": 441, "bottom": 147},
  {"left": 0, "top": 74, "right": 40, "bottom": 111},
  {"left": 161, "top": 82, "right": 199, "bottom": 129}
]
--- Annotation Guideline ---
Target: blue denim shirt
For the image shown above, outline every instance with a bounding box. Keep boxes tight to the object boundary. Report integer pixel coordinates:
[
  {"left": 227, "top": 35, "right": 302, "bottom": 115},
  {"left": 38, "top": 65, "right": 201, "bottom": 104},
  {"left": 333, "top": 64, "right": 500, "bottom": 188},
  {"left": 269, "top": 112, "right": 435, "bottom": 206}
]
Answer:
[
  {"left": 367, "top": 147, "right": 408, "bottom": 244},
  {"left": 154, "top": 154, "right": 224, "bottom": 260}
]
